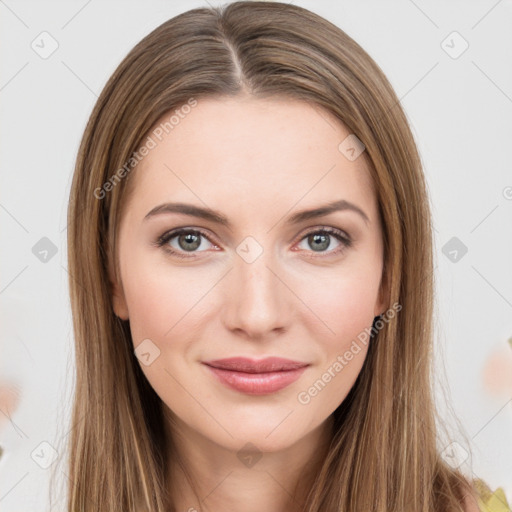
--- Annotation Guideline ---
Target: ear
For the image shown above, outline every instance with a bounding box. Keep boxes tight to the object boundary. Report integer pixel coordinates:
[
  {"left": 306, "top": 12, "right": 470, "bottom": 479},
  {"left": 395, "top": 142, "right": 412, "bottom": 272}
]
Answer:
[
  {"left": 374, "top": 265, "right": 390, "bottom": 317},
  {"left": 108, "top": 247, "right": 129, "bottom": 321}
]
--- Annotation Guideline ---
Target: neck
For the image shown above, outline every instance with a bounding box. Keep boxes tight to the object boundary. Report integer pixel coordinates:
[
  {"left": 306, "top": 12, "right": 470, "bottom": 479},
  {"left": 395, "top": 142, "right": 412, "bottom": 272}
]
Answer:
[{"left": 165, "top": 413, "right": 334, "bottom": 512}]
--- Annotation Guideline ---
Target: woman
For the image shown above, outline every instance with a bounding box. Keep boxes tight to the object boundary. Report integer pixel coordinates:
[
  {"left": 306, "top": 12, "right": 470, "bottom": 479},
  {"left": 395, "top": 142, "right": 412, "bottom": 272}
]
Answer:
[{"left": 63, "top": 1, "right": 509, "bottom": 511}]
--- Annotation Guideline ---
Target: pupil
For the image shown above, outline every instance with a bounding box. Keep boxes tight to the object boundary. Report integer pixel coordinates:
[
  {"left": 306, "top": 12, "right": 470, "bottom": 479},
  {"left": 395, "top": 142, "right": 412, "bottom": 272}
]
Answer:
[
  {"left": 310, "top": 233, "right": 329, "bottom": 251},
  {"left": 179, "top": 233, "right": 200, "bottom": 251}
]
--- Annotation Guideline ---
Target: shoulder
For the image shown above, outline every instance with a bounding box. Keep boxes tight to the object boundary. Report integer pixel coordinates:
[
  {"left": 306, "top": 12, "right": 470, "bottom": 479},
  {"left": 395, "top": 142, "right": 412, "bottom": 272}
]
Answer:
[
  {"left": 463, "top": 478, "right": 512, "bottom": 512},
  {"left": 460, "top": 478, "right": 482, "bottom": 512},
  {"left": 461, "top": 491, "right": 480, "bottom": 512}
]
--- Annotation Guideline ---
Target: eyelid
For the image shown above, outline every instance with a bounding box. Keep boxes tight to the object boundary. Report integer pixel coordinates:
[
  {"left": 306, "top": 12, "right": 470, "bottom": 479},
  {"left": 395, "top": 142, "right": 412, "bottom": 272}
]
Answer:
[
  {"left": 297, "top": 225, "right": 351, "bottom": 243},
  {"left": 154, "top": 225, "right": 352, "bottom": 259},
  {"left": 293, "top": 226, "right": 352, "bottom": 256},
  {"left": 154, "top": 227, "right": 218, "bottom": 255}
]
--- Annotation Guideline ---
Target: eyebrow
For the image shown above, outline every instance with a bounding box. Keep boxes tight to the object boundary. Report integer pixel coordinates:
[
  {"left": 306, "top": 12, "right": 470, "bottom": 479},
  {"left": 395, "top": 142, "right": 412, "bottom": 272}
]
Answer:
[{"left": 143, "top": 199, "right": 369, "bottom": 227}]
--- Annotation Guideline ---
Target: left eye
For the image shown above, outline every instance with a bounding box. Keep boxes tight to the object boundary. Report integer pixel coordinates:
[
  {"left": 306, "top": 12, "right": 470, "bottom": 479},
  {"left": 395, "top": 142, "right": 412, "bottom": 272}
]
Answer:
[
  {"left": 155, "top": 227, "right": 352, "bottom": 259},
  {"left": 296, "top": 228, "right": 351, "bottom": 255}
]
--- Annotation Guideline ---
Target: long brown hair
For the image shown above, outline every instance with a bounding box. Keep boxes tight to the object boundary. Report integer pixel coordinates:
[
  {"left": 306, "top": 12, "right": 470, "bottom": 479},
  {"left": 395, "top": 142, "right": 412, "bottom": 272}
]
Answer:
[{"left": 62, "top": 1, "right": 475, "bottom": 510}]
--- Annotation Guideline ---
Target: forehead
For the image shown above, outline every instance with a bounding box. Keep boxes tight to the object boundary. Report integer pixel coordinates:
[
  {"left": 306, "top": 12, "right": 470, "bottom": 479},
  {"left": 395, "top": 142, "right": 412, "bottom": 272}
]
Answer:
[{"left": 124, "top": 96, "right": 376, "bottom": 221}]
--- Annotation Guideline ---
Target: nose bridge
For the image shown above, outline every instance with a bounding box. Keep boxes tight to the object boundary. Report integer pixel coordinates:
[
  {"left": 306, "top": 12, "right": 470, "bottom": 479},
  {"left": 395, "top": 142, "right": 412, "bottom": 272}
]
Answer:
[
  {"left": 236, "top": 241, "right": 281, "bottom": 306},
  {"left": 223, "top": 235, "right": 289, "bottom": 336}
]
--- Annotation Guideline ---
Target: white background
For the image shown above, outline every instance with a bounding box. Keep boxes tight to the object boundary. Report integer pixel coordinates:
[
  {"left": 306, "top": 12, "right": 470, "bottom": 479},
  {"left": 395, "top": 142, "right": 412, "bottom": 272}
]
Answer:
[{"left": 1, "top": 0, "right": 511, "bottom": 510}]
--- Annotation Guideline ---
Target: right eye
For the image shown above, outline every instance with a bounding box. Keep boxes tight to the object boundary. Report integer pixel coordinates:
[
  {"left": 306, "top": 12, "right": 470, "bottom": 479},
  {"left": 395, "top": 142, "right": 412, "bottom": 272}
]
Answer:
[{"left": 155, "top": 228, "right": 218, "bottom": 259}]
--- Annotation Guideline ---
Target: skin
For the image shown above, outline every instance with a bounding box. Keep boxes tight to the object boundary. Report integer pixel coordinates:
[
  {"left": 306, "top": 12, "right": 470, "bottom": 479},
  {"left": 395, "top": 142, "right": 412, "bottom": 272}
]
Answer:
[{"left": 110, "top": 95, "right": 388, "bottom": 512}]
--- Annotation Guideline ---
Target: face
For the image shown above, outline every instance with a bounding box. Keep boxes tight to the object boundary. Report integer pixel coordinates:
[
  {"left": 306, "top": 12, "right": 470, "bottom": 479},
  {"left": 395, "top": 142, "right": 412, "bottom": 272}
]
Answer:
[{"left": 110, "top": 95, "right": 387, "bottom": 454}]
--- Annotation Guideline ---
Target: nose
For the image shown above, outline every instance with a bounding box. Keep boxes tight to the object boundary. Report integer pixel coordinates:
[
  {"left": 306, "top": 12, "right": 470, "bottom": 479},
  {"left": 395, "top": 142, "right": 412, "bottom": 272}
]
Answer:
[{"left": 221, "top": 246, "right": 291, "bottom": 339}]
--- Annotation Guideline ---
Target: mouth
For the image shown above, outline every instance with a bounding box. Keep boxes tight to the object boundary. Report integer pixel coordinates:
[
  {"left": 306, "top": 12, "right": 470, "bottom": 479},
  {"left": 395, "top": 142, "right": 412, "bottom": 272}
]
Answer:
[
  {"left": 202, "top": 356, "right": 309, "bottom": 373},
  {"left": 202, "top": 357, "right": 309, "bottom": 395}
]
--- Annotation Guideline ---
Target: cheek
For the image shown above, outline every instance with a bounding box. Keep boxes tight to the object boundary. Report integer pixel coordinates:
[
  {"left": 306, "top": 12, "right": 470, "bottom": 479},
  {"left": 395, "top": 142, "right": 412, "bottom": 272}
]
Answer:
[
  {"left": 294, "top": 272, "right": 378, "bottom": 413},
  {"left": 332, "top": 276, "right": 379, "bottom": 340},
  {"left": 300, "top": 258, "right": 382, "bottom": 346},
  {"left": 120, "top": 250, "right": 200, "bottom": 344},
  {"left": 120, "top": 258, "right": 205, "bottom": 401},
  {"left": 295, "top": 250, "right": 382, "bottom": 396}
]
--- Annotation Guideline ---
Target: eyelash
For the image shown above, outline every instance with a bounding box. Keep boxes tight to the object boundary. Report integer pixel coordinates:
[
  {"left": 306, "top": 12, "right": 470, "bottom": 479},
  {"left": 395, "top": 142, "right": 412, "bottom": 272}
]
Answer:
[{"left": 154, "top": 227, "right": 352, "bottom": 260}]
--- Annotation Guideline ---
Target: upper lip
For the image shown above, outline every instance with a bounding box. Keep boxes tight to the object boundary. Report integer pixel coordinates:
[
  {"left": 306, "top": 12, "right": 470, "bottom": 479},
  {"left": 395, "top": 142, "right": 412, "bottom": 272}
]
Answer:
[{"left": 202, "top": 357, "right": 309, "bottom": 373}]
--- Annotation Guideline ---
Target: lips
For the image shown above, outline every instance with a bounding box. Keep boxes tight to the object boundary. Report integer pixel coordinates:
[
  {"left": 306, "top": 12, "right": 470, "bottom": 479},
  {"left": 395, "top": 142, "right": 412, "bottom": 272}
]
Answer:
[
  {"left": 202, "top": 356, "right": 308, "bottom": 373},
  {"left": 201, "top": 357, "right": 310, "bottom": 395}
]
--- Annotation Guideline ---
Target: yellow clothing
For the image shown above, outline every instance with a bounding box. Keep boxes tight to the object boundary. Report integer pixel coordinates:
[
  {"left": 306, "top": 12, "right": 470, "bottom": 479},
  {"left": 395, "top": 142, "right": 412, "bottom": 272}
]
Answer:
[{"left": 474, "top": 478, "right": 512, "bottom": 512}]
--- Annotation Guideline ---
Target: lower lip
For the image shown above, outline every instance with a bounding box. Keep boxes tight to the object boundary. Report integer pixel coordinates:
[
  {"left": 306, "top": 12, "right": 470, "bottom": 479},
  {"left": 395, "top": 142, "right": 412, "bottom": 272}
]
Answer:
[{"left": 203, "top": 364, "right": 308, "bottom": 395}]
